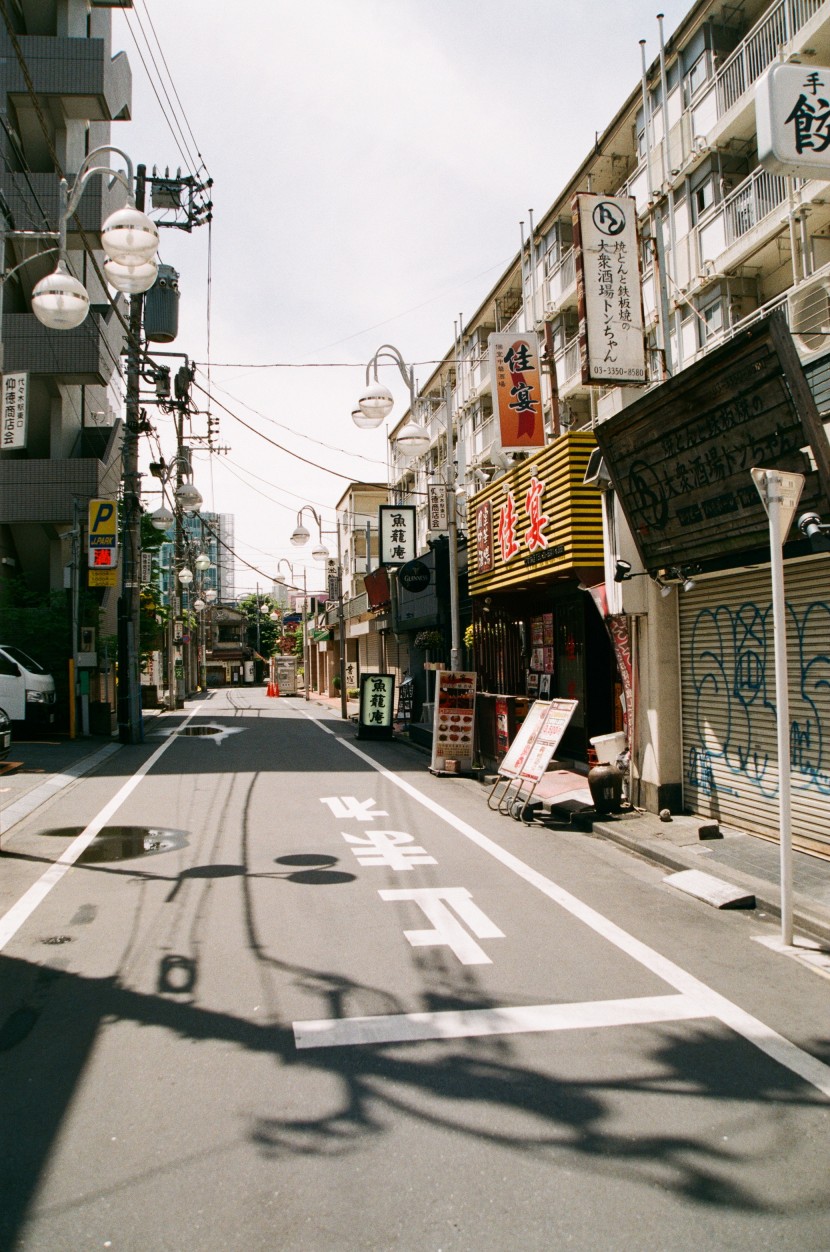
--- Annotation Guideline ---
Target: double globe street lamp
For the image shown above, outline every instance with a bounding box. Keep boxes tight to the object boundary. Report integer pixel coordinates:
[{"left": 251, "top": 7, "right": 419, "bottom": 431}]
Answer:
[
  {"left": 290, "top": 506, "right": 347, "bottom": 719},
  {"left": 353, "top": 343, "right": 462, "bottom": 671}
]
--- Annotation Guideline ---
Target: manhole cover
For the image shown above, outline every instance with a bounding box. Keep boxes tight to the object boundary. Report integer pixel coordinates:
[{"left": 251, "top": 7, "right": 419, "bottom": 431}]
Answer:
[{"left": 37, "top": 826, "right": 187, "bottom": 863}]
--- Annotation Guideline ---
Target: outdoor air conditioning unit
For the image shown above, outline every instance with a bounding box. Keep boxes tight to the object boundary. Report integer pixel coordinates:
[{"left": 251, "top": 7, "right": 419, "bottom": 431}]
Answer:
[{"left": 788, "top": 277, "right": 830, "bottom": 355}]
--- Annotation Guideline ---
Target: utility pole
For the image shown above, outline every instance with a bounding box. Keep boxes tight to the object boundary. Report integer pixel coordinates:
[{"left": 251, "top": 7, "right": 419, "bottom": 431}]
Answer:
[{"left": 118, "top": 164, "right": 147, "bottom": 744}]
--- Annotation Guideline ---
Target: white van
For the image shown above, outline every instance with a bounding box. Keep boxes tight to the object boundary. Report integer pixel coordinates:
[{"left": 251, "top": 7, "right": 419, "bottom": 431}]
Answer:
[{"left": 0, "top": 645, "right": 57, "bottom": 728}]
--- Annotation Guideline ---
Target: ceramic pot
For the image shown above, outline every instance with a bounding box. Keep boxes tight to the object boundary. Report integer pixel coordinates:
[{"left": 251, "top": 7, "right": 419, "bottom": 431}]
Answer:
[{"left": 587, "top": 763, "right": 623, "bottom": 814}]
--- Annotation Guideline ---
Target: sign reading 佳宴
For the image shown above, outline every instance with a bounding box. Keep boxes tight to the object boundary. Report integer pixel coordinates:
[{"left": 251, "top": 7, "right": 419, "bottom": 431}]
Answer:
[
  {"left": 488, "top": 332, "right": 546, "bottom": 451},
  {"left": 574, "top": 193, "right": 645, "bottom": 386}
]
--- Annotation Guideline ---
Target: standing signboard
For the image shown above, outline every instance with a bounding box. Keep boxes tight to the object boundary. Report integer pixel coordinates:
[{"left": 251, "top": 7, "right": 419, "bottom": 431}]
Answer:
[
  {"left": 488, "top": 331, "right": 546, "bottom": 451},
  {"left": 430, "top": 670, "right": 476, "bottom": 774},
  {"left": 488, "top": 698, "right": 578, "bottom": 815},
  {"left": 357, "top": 673, "right": 395, "bottom": 740},
  {"left": 574, "top": 193, "right": 646, "bottom": 386}
]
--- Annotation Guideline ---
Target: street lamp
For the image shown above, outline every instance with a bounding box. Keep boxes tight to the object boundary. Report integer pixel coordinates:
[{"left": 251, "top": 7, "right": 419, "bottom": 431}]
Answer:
[
  {"left": 276, "top": 558, "right": 310, "bottom": 703},
  {"left": 289, "top": 507, "right": 347, "bottom": 719},
  {"left": 355, "top": 343, "right": 462, "bottom": 671},
  {"left": 24, "top": 146, "right": 160, "bottom": 332}
]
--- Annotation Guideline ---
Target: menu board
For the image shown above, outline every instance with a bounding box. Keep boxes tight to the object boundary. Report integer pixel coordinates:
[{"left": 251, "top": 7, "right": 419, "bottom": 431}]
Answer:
[
  {"left": 431, "top": 670, "right": 477, "bottom": 773},
  {"left": 498, "top": 698, "right": 578, "bottom": 782}
]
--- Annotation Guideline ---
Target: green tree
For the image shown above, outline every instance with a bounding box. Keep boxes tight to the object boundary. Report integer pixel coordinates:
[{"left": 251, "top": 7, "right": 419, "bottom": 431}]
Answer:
[{"left": 237, "top": 592, "right": 280, "bottom": 657}]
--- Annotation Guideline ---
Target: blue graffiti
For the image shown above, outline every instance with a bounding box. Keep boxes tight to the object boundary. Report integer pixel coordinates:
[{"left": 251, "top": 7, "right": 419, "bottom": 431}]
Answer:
[{"left": 687, "top": 596, "right": 830, "bottom": 799}]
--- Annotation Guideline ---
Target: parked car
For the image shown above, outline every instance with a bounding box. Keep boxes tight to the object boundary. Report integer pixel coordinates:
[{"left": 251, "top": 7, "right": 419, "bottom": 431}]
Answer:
[{"left": 0, "top": 645, "right": 57, "bottom": 729}]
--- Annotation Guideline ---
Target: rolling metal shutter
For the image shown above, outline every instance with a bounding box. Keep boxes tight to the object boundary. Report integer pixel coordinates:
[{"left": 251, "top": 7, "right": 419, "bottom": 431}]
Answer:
[{"left": 680, "top": 555, "right": 830, "bottom": 857}]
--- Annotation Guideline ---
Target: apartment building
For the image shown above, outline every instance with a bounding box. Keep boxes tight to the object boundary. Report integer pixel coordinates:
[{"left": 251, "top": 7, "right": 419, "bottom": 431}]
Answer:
[
  {"left": 388, "top": 0, "right": 830, "bottom": 852},
  {"left": 0, "top": 0, "right": 131, "bottom": 620}
]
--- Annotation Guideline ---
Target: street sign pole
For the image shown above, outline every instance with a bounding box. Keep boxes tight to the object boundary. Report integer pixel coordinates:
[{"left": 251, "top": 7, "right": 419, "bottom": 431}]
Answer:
[{"left": 751, "top": 467, "right": 805, "bottom": 946}]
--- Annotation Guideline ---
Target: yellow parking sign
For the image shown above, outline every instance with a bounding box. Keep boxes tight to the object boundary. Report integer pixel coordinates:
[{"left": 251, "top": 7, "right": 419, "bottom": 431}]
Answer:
[{"left": 88, "top": 498, "right": 118, "bottom": 569}]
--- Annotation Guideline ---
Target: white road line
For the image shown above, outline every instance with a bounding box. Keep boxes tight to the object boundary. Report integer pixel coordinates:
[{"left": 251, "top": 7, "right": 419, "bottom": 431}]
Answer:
[
  {"left": 0, "top": 743, "right": 121, "bottom": 835},
  {"left": 292, "top": 730, "right": 830, "bottom": 1099},
  {"left": 294, "top": 993, "right": 702, "bottom": 1049},
  {"left": 0, "top": 710, "right": 197, "bottom": 953}
]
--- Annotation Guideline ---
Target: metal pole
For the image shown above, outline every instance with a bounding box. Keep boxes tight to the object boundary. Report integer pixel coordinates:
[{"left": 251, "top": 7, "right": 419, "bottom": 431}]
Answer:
[
  {"left": 767, "top": 471, "right": 794, "bottom": 945},
  {"left": 445, "top": 380, "right": 462, "bottom": 672},
  {"left": 336, "top": 522, "right": 348, "bottom": 719},
  {"left": 303, "top": 567, "right": 310, "bottom": 702},
  {"left": 118, "top": 165, "right": 146, "bottom": 743}
]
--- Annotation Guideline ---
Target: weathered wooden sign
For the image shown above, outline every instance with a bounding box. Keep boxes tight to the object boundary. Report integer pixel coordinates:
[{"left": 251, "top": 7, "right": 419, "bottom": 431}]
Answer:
[{"left": 593, "top": 314, "right": 830, "bottom": 568}]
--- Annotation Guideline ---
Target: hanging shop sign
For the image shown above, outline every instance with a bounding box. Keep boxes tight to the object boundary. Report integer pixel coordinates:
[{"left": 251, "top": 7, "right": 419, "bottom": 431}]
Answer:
[
  {"left": 398, "top": 559, "right": 430, "bottom": 593},
  {"left": 357, "top": 672, "right": 395, "bottom": 740},
  {"left": 427, "top": 482, "right": 449, "bottom": 531},
  {"left": 573, "top": 193, "right": 646, "bottom": 386},
  {"left": 87, "top": 498, "right": 118, "bottom": 570},
  {"left": 364, "top": 565, "right": 391, "bottom": 610},
  {"left": 430, "top": 670, "right": 476, "bottom": 774},
  {"left": 379, "top": 504, "right": 416, "bottom": 566},
  {"left": 2, "top": 372, "right": 28, "bottom": 450},
  {"left": 757, "top": 63, "right": 830, "bottom": 180},
  {"left": 468, "top": 431, "right": 604, "bottom": 596},
  {"left": 593, "top": 312, "right": 830, "bottom": 571},
  {"left": 488, "top": 331, "right": 546, "bottom": 450}
]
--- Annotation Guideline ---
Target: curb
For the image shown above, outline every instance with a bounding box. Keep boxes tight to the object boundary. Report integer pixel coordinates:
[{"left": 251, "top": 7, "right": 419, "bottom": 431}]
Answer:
[{"left": 592, "top": 816, "right": 830, "bottom": 947}]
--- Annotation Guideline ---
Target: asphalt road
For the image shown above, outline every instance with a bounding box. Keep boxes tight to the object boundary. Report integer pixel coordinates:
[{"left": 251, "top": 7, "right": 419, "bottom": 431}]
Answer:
[{"left": 1, "top": 688, "right": 829, "bottom": 1251}]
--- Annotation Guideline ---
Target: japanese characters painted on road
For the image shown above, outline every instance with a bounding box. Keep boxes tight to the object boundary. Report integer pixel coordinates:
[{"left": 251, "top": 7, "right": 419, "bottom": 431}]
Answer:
[
  {"left": 592, "top": 312, "right": 830, "bottom": 571},
  {"left": 431, "top": 670, "right": 476, "bottom": 774},
  {"left": 378, "top": 504, "right": 416, "bottom": 566},
  {"left": 573, "top": 193, "right": 646, "bottom": 386},
  {"left": 498, "top": 698, "right": 578, "bottom": 783},
  {"left": 757, "top": 63, "right": 830, "bottom": 180},
  {"left": 488, "top": 331, "right": 546, "bottom": 450},
  {"left": 2, "top": 372, "right": 28, "bottom": 450},
  {"left": 87, "top": 498, "right": 118, "bottom": 570},
  {"left": 357, "top": 673, "right": 395, "bottom": 740}
]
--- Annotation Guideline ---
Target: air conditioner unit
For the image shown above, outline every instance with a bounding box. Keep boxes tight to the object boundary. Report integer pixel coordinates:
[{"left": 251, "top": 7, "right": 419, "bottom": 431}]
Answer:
[{"left": 788, "top": 277, "right": 830, "bottom": 354}]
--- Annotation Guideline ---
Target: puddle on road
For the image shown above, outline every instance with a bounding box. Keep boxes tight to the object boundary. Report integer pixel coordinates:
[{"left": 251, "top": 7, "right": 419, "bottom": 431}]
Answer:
[
  {"left": 177, "top": 725, "right": 223, "bottom": 737},
  {"left": 36, "top": 826, "right": 187, "bottom": 863}
]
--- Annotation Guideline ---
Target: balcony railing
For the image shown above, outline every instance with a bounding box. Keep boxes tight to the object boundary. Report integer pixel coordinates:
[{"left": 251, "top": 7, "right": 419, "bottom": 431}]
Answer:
[
  {"left": 722, "top": 165, "right": 791, "bottom": 244},
  {"left": 545, "top": 247, "right": 576, "bottom": 311},
  {"left": 717, "top": 0, "right": 824, "bottom": 115}
]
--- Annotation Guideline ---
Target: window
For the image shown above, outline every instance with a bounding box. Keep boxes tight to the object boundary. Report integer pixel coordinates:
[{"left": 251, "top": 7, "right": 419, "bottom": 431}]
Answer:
[
  {"left": 694, "top": 176, "right": 715, "bottom": 220},
  {"left": 686, "top": 52, "right": 709, "bottom": 99},
  {"left": 700, "top": 298, "right": 723, "bottom": 344}
]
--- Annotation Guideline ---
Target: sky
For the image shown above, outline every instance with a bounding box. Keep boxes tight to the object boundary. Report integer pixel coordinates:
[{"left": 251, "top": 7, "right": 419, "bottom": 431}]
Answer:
[{"left": 110, "top": 0, "right": 693, "bottom": 598}]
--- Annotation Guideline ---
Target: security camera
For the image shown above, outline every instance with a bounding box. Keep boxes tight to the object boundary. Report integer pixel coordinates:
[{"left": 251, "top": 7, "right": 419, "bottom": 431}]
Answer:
[
  {"left": 797, "top": 512, "right": 830, "bottom": 552},
  {"left": 797, "top": 512, "right": 823, "bottom": 541}
]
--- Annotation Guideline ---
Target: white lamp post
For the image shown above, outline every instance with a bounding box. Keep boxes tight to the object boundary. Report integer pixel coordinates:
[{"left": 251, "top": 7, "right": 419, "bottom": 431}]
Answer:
[
  {"left": 289, "top": 509, "right": 347, "bottom": 718},
  {"left": 356, "top": 343, "right": 462, "bottom": 671}
]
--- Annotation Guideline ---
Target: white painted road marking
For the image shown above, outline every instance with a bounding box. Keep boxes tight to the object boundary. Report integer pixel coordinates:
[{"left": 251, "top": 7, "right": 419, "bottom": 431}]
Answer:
[
  {"left": 0, "top": 743, "right": 120, "bottom": 836},
  {"left": 292, "top": 719, "right": 830, "bottom": 1099},
  {"left": 294, "top": 993, "right": 703, "bottom": 1049},
  {"left": 321, "top": 795, "right": 388, "bottom": 821},
  {"left": 0, "top": 709, "right": 198, "bottom": 953},
  {"left": 343, "top": 829, "right": 437, "bottom": 870},
  {"left": 379, "top": 886, "right": 505, "bottom": 964}
]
